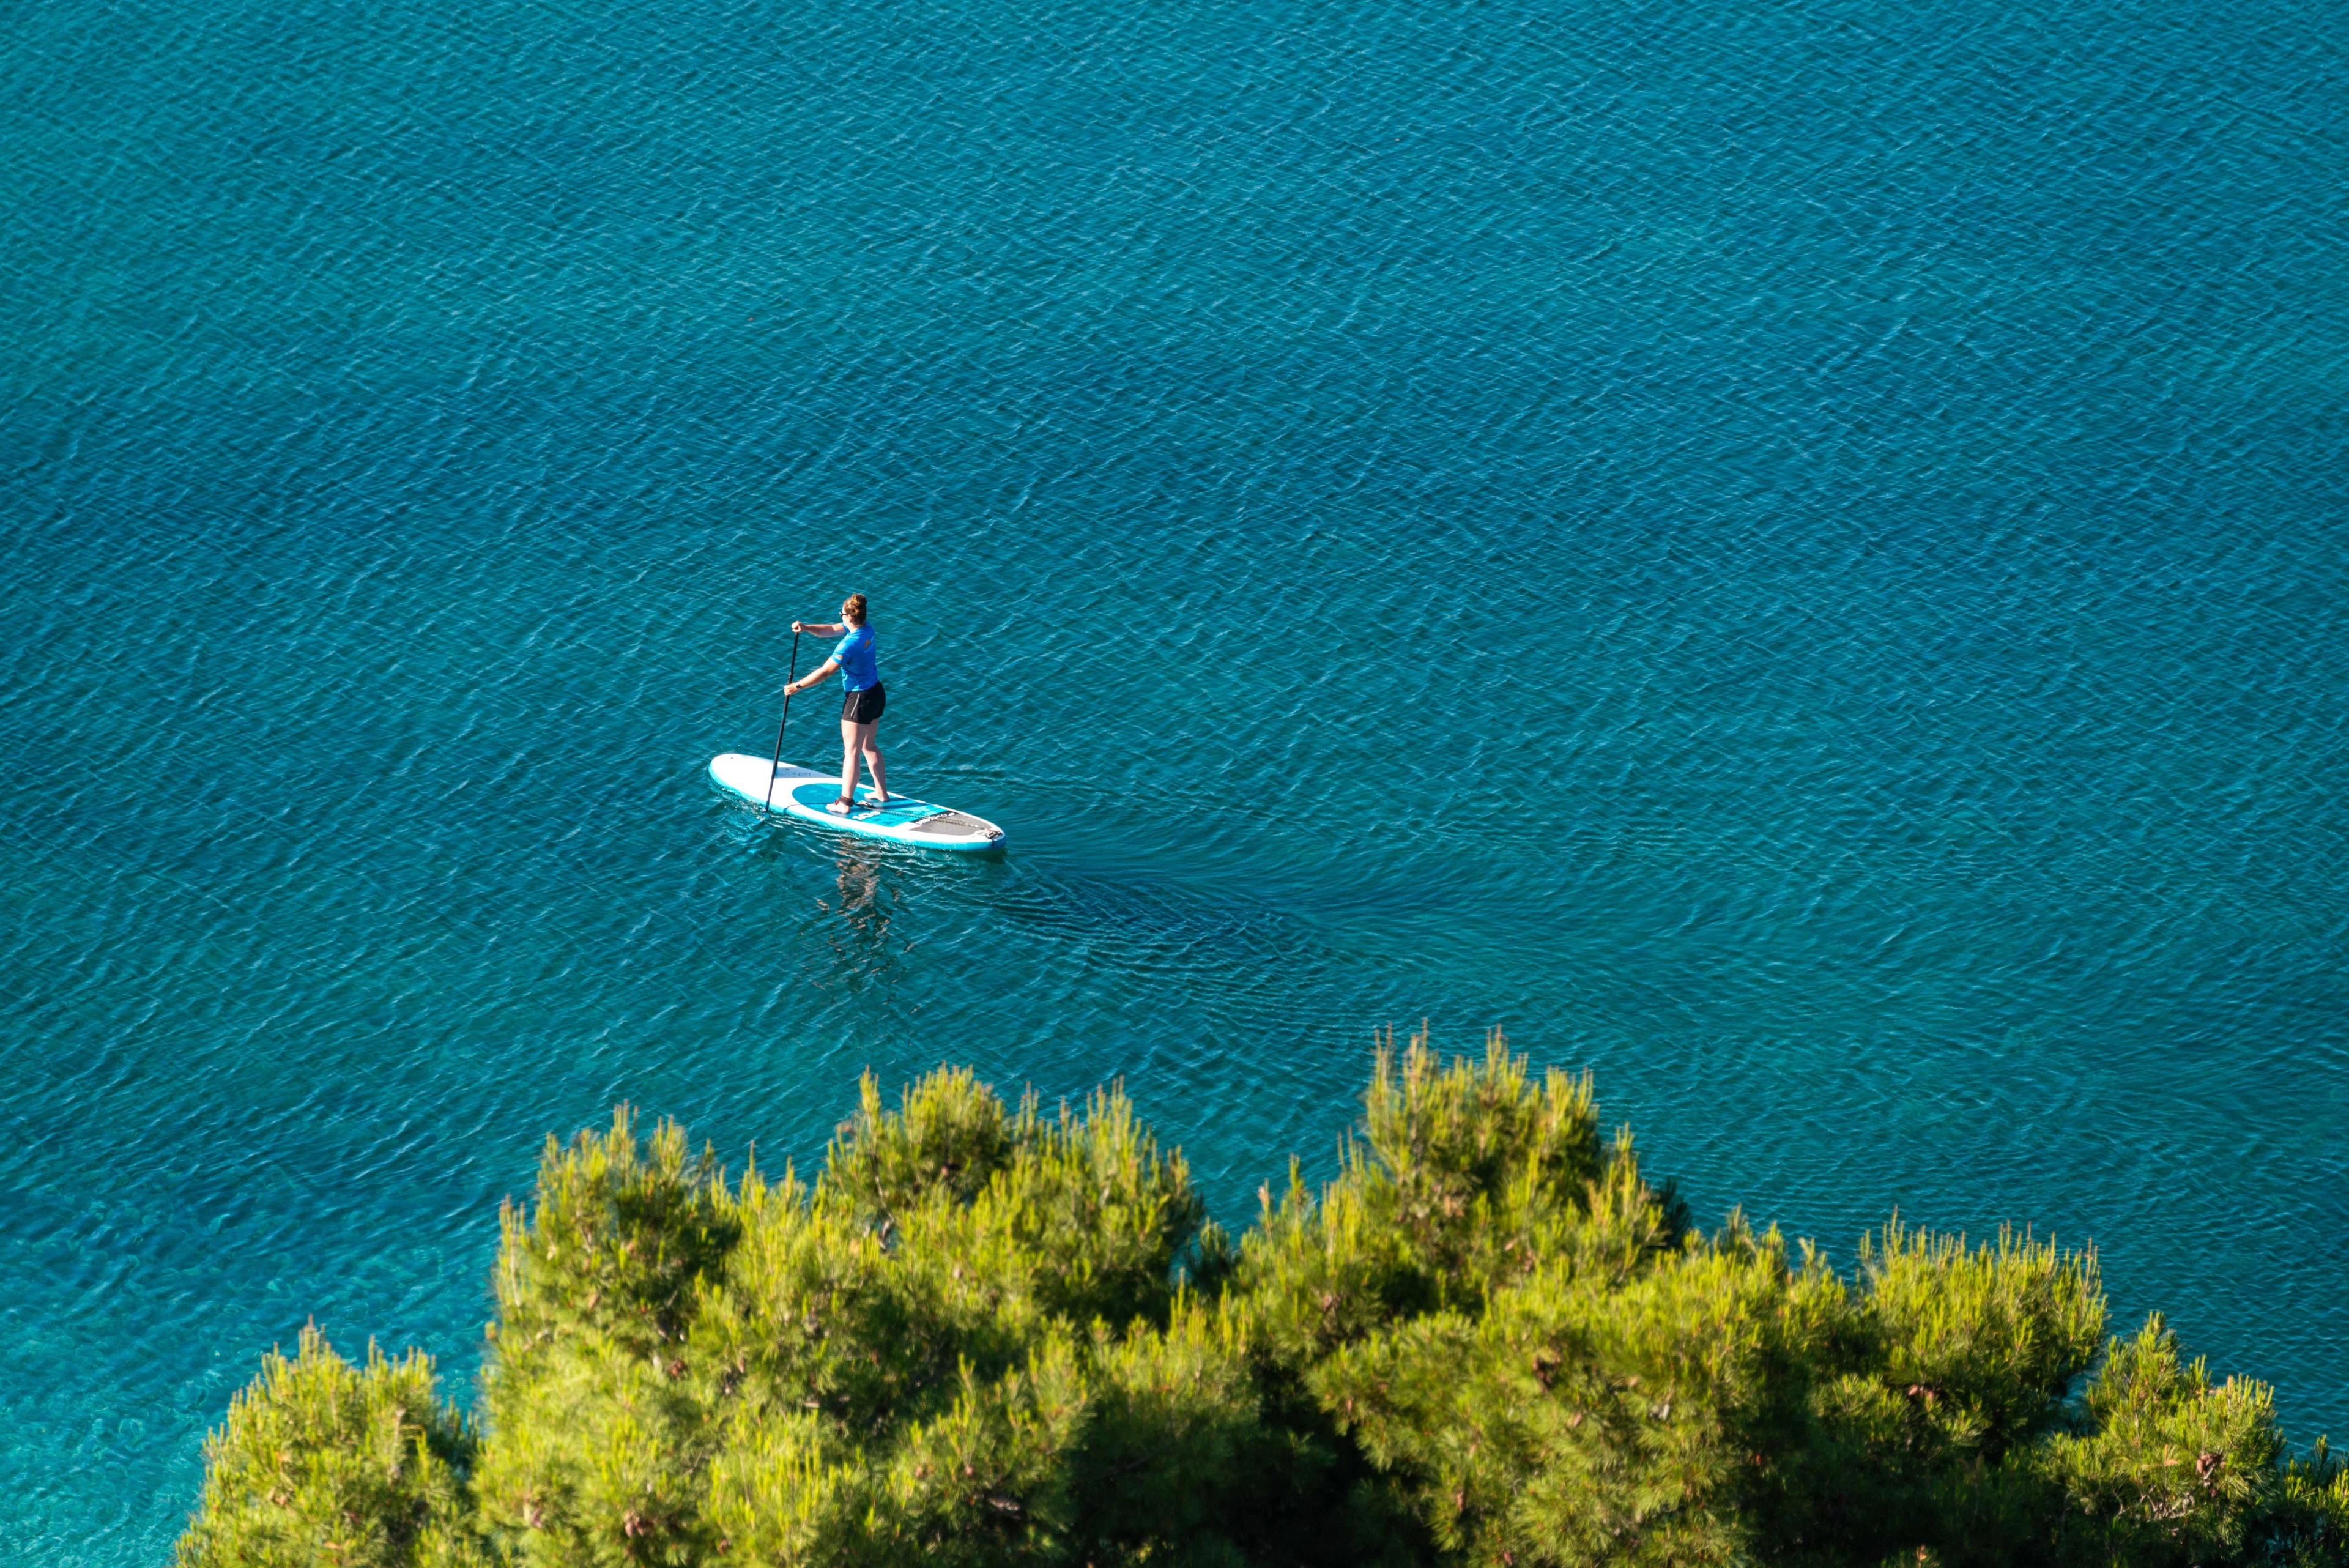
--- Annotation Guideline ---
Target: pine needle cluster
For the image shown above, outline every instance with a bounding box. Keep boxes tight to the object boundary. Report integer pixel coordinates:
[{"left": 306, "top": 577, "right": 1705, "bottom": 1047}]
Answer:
[{"left": 179, "top": 1030, "right": 2349, "bottom": 1567}]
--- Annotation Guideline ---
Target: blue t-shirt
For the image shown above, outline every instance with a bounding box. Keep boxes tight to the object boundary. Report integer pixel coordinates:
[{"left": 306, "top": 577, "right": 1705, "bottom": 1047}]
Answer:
[{"left": 833, "top": 625, "right": 881, "bottom": 691}]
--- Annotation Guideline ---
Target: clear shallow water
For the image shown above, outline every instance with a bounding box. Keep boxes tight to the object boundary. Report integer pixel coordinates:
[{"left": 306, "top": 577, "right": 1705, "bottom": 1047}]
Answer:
[{"left": 4, "top": 0, "right": 2346, "bottom": 1556}]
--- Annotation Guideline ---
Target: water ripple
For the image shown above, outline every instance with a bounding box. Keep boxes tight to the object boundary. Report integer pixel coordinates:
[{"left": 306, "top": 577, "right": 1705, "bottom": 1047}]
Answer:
[{"left": 6, "top": 0, "right": 2349, "bottom": 1559}]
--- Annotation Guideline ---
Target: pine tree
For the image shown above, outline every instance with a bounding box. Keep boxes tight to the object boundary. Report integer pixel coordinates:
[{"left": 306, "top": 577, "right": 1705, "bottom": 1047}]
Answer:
[
  {"left": 177, "top": 1036, "right": 2349, "bottom": 1568},
  {"left": 176, "top": 1323, "right": 484, "bottom": 1568}
]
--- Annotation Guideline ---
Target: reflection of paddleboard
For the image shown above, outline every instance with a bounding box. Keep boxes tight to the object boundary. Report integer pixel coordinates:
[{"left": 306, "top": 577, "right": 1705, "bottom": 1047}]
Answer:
[{"left": 707, "top": 754, "right": 1007, "bottom": 852}]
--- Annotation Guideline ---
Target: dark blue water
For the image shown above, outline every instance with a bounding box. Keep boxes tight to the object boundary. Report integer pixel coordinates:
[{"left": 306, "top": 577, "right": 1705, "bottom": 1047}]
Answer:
[{"left": 5, "top": 0, "right": 2345, "bottom": 1556}]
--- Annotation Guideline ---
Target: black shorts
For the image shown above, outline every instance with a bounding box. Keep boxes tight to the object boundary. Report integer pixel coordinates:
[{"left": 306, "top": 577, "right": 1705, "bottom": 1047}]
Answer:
[{"left": 842, "top": 683, "right": 886, "bottom": 724}]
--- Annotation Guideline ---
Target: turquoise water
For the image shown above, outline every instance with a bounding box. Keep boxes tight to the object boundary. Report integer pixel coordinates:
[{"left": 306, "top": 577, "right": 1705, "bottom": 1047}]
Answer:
[{"left": 6, "top": 0, "right": 2346, "bottom": 1556}]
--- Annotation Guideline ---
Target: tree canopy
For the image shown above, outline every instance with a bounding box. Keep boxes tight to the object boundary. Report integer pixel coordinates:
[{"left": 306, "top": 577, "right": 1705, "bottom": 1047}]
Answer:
[{"left": 180, "top": 1031, "right": 2349, "bottom": 1567}]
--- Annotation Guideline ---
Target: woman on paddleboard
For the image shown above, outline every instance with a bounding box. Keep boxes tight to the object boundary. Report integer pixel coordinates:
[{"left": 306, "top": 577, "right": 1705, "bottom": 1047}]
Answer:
[{"left": 787, "top": 593, "right": 888, "bottom": 814}]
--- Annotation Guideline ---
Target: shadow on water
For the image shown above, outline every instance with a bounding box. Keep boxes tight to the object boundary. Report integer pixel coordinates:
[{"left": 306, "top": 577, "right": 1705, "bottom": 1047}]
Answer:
[
  {"left": 705, "top": 775, "right": 1357, "bottom": 1004},
  {"left": 709, "top": 787, "right": 1004, "bottom": 995},
  {"left": 804, "top": 838, "right": 905, "bottom": 992}
]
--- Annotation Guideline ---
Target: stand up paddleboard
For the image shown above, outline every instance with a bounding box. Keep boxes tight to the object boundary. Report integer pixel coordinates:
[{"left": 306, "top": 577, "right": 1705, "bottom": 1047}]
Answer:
[{"left": 708, "top": 754, "right": 1006, "bottom": 852}]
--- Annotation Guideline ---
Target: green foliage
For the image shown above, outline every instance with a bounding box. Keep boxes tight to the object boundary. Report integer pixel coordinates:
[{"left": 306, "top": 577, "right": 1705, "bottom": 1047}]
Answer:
[
  {"left": 1356, "top": 1026, "right": 1611, "bottom": 1279},
  {"left": 180, "top": 1034, "right": 2349, "bottom": 1568},
  {"left": 1238, "top": 1030, "right": 1633, "bottom": 1365},
  {"left": 1860, "top": 1219, "right": 2107, "bottom": 1465},
  {"left": 826, "top": 1067, "right": 1022, "bottom": 1219},
  {"left": 1317, "top": 1220, "right": 1849, "bottom": 1566},
  {"left": 489, "top": 1107, "right": 739, "bottom": 1361},
  {"left": 2044, "top": 1314, "right": 2301, "bottom": 1567},
  {"left": 177, "top": 1323, "right": 483, "bottom": 1568},
  {"left": 1748, "top": 1220, "right": 2111, "bottom": 1565},
  {"left": 472, "top": 1108, "right": 736, "bottom": 1567},
  {"left": 2263, "top": 1440, "right": 2349, "bottom": 1567}
]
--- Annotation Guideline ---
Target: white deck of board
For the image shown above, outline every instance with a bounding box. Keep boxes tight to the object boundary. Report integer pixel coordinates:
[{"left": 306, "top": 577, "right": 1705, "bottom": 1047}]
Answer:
[{"left": 707, "top": 754, "right": 1005, "bottom": 851}]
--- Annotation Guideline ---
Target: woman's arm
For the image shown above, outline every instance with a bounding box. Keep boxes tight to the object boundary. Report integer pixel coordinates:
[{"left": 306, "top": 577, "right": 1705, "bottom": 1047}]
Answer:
[
  {"left": 792, "top": 620, "right": 844, "bottom": 637},
  {"left": 785, "top": 658, "right": 841, "bottom": 696}
]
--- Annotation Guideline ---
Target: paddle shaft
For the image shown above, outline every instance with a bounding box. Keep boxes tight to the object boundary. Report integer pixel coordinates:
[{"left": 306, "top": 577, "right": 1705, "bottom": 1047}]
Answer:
[{"left": 763, "top": 631, "right": 802, "bottom": 812}]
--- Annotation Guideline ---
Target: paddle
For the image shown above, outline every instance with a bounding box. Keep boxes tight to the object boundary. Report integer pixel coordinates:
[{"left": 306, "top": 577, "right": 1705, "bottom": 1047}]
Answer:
[{"left": 763, "top": 630, "right": 802, "bottom": 814}]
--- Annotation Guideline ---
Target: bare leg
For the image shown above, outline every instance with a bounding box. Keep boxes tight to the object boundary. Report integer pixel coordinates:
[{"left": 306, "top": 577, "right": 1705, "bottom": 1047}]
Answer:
[
  {"left": 860, "top": 724, "right": 888, "bottom": 802},
  {"left": 837, "top": 717, "right": 864, "bottom": 804}
]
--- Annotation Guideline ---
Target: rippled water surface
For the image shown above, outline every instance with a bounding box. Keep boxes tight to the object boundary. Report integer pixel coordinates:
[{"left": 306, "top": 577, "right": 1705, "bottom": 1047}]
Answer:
[{"left": 6, "top": 0, "right": 2347, "bottom": 1556}]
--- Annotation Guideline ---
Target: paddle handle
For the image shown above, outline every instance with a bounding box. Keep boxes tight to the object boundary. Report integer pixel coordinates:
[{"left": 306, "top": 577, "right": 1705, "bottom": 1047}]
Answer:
[{"left": 763, "top": 630, "right": 802, "bottom": 812}]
